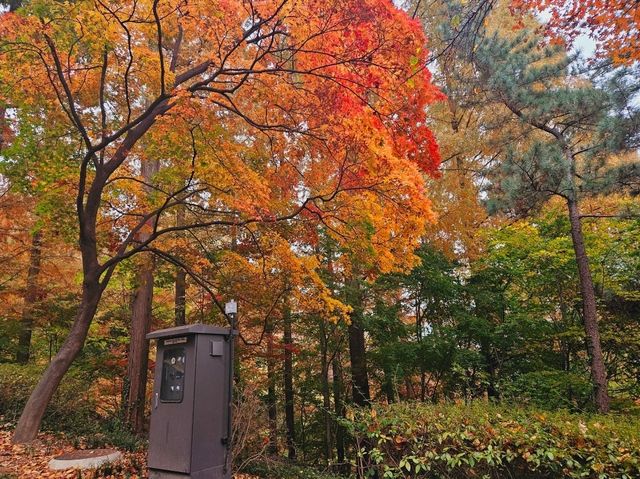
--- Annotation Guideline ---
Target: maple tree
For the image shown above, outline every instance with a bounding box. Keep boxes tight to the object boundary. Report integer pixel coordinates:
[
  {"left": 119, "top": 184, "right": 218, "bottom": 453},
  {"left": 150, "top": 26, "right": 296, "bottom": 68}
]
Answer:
[
  {"left": 3, "top": 1, "right": 639, "bottom": 476},
  {"left": 0, "top": 0, "right": 442, "bottom": 442},
  {"left": 512, "top": 0, "right": 640, "bottom": 65}
]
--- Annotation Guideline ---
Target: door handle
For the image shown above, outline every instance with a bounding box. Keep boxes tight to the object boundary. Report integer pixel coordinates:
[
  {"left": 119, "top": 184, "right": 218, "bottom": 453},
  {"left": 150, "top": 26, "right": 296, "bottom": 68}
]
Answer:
[{"left": 154, "top": 392, "right": 159, "bottom": 409}]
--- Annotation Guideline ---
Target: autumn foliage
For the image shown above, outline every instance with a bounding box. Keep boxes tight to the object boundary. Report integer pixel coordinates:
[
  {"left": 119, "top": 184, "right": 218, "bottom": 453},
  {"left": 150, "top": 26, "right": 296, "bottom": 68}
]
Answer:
[
  {"left": 0, "top": 0, "right": 444, "bottom": 442},
  {"left": 511, "top": 0, "right": 640, "bottom": 64}
]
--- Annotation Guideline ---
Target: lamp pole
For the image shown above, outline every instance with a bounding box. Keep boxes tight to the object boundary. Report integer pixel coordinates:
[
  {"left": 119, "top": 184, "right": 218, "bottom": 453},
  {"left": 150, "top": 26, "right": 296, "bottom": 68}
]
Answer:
[{"left": 223, "top": 300, "right": 237, "bottom": 474}]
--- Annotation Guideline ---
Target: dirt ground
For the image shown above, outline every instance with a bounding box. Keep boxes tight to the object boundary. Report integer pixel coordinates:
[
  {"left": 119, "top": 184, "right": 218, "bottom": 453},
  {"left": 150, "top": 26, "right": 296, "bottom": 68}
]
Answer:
[{"left": 0, "top": 430, "right": 256, "bottom": 479}]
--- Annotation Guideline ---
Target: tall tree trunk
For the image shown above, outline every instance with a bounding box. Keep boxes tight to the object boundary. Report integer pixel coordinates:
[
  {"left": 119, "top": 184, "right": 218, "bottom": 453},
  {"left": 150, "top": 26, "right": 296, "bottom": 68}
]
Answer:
[
  {"left": 332, "top": 353, "right": 346, "bottom": 473},
  {"left": 123, "top": 257, "right": 154, "bottom": 433},
  {"left": 484, "top": 348, "right": 499, "bottom": 401},
  {"left": 416, "top": 297, "right": 427, "bottom": 402},
  {"left": 283, "top": 300, "right": 296, "bottom": 460},
  {"left": 124, "top": 159, "right": 158, "bottom": 433},
  {"left": 174, "top": 205, "right": 186, "bottom": 326},
  {"left": 174, "top": 269, "right": 186, "bottom": 326},
  {"left": 382, "top": 367, "right": 395, "bottom": 404},
  {"left": 567, "top": 198, "right": 610, "bottom": 413},
  {"left": 16, "top": 230, "right": 43, "bottom": 364},
  {"left": 347, "top": 279, "right": 370, "bottom": 407},
  {"left": 319, "top": 319, "right": 332, "bottom": 464},
  {"left": 266, "top": 319, "right": 278, "bottom": 455},
  {"left": 348, "top": 321, "right": 370, "bottom": 406},
  {"left": 0, "top": 105, "right": 6, "bottom": 152},
  {"left": 12, "top": 38, "right": 170, "bottom": 442},
  {"left": 12, "top": 276, "right": 103, "bottom": 443}
]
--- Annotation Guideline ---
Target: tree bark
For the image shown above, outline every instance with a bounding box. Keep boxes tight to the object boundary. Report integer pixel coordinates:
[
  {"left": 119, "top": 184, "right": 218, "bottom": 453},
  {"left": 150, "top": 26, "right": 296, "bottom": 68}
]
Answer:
[
  {"left": 16, "top": 230, "right": 43, "bottom": 364},
  {"left": 0, "top": 105, "right": 6, "bottom": 151},
  {"left": 319, "top": 319, "right": 332, "bottom": 464},
  {"left": 332, "top": 353, "right": 346, "bottom": 473},
  {"left": 123, "top": 257, "right": 154, "bottom": 433},
  {"left": 12, "top": 275, "right": 102, "bottom": 443},
  {"left": 283, "top": 300, "right": 296, "bottom": 460},
  {"left": 174, "top": 205, "right": 186, "bottom": 326},
  {"left": 567, "top": 198, "right": 610, "bottom": 413},
  {"left": 174, "top": 269, "right": 186, "bottom": 326},
  {"left": 124, "top": 160, "right": 160, "bottom": 434},
  {"left": 123, "top": 159, "right": 158, "bottom": 433},
  {"left": 347, "top": 279, "right": 370, "bottom": 407},
  {"left": 382, "top": 367, "right": 395, "bottom": 404},
  {"left": 8, "top": 0, "right": 23, "bottom": 11},
  {"left": 266, "top": 318, "right": 278, "bottom": 455}
]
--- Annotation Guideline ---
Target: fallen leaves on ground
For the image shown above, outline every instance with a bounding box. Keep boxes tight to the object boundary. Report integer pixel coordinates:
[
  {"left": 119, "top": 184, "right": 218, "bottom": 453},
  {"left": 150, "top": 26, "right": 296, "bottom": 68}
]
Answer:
[
  {"left": 0, "top": 429, "right": 258, "bottom": 479},
  {"left": 0, "top": 429, "right": 144, "bottom": 478}
]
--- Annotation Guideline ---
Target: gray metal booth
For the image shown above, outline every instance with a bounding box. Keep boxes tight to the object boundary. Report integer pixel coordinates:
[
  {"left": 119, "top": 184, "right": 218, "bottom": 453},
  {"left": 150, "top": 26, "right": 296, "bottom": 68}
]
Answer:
[{"left": 146, "top": 324, "right": 235, "bottom": 479}]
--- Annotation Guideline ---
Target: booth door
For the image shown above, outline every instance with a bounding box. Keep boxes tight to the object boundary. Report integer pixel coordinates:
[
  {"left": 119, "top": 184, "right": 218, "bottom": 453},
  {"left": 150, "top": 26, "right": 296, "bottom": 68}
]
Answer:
[{"left": 148, "top": 341, "right": 195, "bottom": 473}]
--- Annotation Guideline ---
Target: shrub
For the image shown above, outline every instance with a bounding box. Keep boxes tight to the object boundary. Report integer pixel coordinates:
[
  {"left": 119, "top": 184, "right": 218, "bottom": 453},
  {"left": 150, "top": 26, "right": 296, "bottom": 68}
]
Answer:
[
  {"left": 232, "top": 383, "right": 269, "bottom": 473},
  {"left": 244, "top": 460, "right": 344, "bottom": 479},
  {"left": 500, "top": 371, "right": 592, "bottom": 411},
  {"left": 0, "top": 363, "right": 143, "bottom": 450},
  {"left": 0, "top": 363, "right": 101, "bottom": 435},
  {"left": 81, "top": 417, "right": 146, "bottom": 452},
  {"left": 344, "top": 401, "right": 640, "bottom": 479}
]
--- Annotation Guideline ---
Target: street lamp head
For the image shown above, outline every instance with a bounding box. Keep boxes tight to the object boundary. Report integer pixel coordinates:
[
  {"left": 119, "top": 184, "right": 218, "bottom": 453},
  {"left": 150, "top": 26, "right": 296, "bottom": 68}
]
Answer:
[{"left": 225, "top": 299, "right": 238, "bottom": 316}]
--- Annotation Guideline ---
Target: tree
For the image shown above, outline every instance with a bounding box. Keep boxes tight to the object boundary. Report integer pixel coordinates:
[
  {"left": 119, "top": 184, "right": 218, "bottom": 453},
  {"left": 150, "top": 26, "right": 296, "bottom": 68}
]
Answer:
[
  {"left": 123, "top": 158, "right": 159, "bottom": 433},
  {"left": 411, "top": 0, "right": 505, "bottom": 261},
  {"left": 468, "top": 22, "right": 640, "bottom": 412},
  {"left": 0, "top": 0, "right": 442, "bottom": 442},
  {"left": 512, "top": 0, "right": 640, "bottom": 65}
]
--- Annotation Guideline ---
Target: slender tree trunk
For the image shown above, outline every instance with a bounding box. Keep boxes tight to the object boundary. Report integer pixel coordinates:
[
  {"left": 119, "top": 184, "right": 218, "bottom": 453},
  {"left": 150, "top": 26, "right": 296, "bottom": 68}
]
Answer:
[
  {"left": 12, "top": 276, "right": 103, "bottom": 443},
  {"left": 347, "top": 279, "right": 370, "bottom": 407},
  {"left": 266, "top": 319, "right": 278, "bottom": 455},
  {"left": 123, "top": 257, "right": 154, "bottom": 433},
  {"left": 174, "top": 205, "right": 186, "bottom": 326},
  {"left": 174, "top": 269, "right": 186, "bottom": 326},
  {"left": 383, "top": 367, "right": 395, "bottom": 404},
  {"left": 481, "top": 344, "right": 499, "bottom": 401},
  {"left": 0, "top": 105, "right": 6, "bottom": 152},
  {"left": 567, "top": 198, "right": 610, "bottom": 413},
  {"left": 16, "top": 230, "right": 43, "bottom": 364},
  {"left": 123, "top": 159, "right": 158, "bottom": 433},
  {"left": 319, "top": 319, "right": 332, "bottom": 464},
  {"left": 416, "top": 298, "right": 426, "bottom": 402},
  {"left": 283, "top": 301, "right": 296, "bottom": 460},
  {"left": 299, "top": 394, "right": 306, "bottom": 463},
  {"left": 332, "top": 353, "right": 346, "bottom": 473},
  {"left": 348, "top": 319, "right": 370, "bottom": 406},
  {"left": 12, "top": 34, "right": 170, "bottom": 443}
]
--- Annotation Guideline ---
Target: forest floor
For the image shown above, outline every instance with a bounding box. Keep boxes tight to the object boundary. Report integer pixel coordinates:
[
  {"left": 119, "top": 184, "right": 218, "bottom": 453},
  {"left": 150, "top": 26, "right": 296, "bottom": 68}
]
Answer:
[
  {"left": 0, "top": 429, "right": 257, "bottom": 479},
  {"left": 0, "top": 429, "right": 145, "bottom": 478}
]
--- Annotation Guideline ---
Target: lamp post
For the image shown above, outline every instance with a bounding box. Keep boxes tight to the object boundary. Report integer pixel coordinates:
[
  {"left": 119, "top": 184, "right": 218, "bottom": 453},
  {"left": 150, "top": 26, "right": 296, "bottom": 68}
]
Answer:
[
  {"left": 225, "top": 299, "right": 238, "bottom": 327},
  {"left": 223, "top": 300, "right": 238, "bottom": 474}
]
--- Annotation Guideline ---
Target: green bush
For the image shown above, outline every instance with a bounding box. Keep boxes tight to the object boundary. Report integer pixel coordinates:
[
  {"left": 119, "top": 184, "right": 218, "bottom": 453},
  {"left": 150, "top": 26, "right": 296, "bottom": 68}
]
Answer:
[
  {"left": 244, "top": 460, "right": 344, "bottom": 479},
  {"left": 0, "top": 363, "right": 102, "bottom": 435},
  {"left": 0, "top": 363, "right": 145, "bottom": 450},
  {"left": 500, "top": 371, "right": 592, "bottom": 411},
  {"left": 81, "top": 417, "right": 147, "bottom": 452},
  {"left": 344, "top": 401, "right": 640, "bottom": 479}
]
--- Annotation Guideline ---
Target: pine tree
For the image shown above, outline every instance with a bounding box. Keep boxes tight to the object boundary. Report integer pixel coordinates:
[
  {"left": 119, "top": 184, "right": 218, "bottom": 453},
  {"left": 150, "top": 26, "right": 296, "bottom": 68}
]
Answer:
[{"left": 468, "top": 25, "right": 640, "bottom": 412}]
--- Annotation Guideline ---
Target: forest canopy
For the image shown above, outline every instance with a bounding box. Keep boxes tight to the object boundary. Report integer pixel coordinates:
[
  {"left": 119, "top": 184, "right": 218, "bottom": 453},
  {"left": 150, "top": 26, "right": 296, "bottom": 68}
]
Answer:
[{"left": 0, "top": 0, "right": 639, "bottom": 478}]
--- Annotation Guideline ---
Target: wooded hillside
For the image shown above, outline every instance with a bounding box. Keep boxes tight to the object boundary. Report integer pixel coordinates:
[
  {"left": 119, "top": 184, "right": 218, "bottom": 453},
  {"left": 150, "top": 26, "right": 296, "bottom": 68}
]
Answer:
[{"left": 0, "top": 0, "right": 638, "bottom": 478}]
